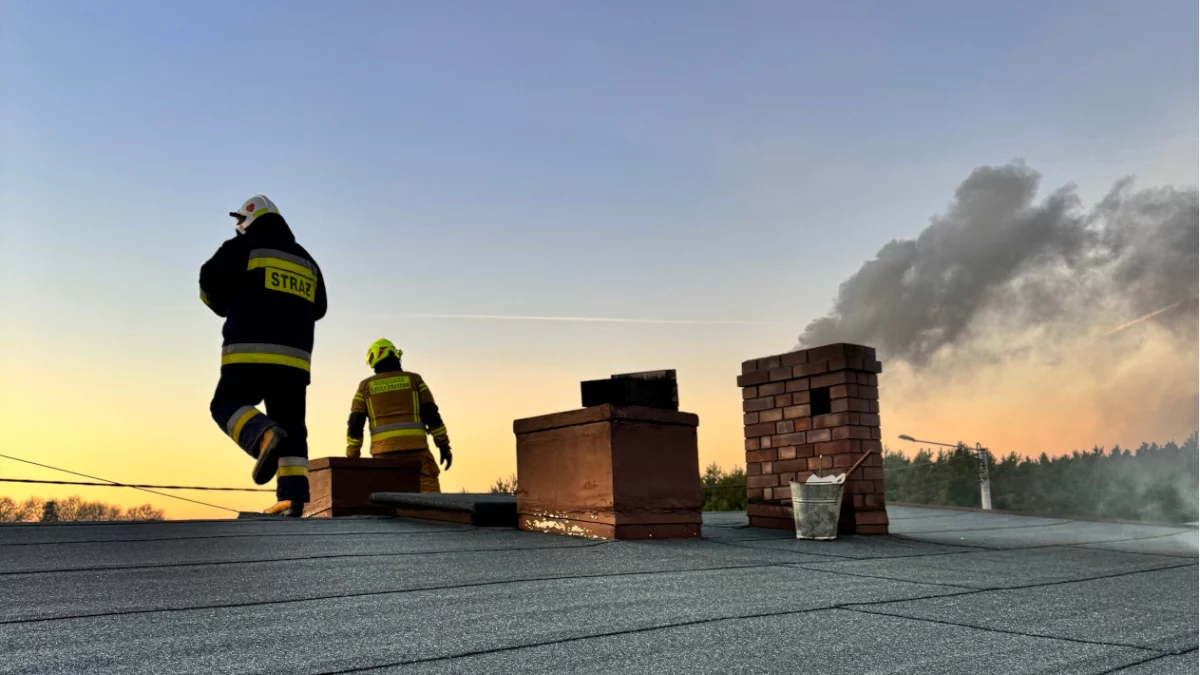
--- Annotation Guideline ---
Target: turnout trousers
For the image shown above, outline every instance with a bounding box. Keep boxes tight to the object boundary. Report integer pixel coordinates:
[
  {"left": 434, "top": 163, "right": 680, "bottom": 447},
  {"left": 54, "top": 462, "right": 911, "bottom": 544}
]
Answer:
[
  {"left": 210, "top": 364, "right": 310, "bottom": 503},
  {"left": 375, "top": 448, "right": 442, "bottom": 493}
]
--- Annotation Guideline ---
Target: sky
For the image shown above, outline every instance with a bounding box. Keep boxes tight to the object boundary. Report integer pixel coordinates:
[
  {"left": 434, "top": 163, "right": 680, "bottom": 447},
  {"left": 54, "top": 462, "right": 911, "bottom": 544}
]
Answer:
[{"left": 1, "top": 0, "right": 1196, "bottom": 519}]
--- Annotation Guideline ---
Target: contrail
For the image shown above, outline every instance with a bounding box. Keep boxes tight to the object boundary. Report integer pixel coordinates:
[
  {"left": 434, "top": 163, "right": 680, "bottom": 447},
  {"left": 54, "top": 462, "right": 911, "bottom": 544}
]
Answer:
[
  {"left": 171, "top": 305, "right": 793, "bottom": 326},
  {"left": 378, "top": 313, "right": 793, "bottom": 326},
  {"left": 1102, "top": 301, "right": 1186, "bottom": 337}
]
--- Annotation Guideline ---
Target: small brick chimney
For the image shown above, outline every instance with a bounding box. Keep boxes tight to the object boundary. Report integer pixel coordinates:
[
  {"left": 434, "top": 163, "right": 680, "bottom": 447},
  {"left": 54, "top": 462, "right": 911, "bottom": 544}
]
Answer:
[
  {"left": 736, "top": 343, "right": 888, "bottom": 535},
  {"left": 512, "top": 370, "right": 703, "bottom": 540}
]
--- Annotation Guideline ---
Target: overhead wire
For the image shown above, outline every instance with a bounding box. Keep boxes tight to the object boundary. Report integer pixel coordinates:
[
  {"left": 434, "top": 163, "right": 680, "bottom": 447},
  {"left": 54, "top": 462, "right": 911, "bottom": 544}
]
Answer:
[
  {"left": 2, "top": 452, "right": 950, "bottom": 506},
  {"left": 0, "top": 452, "right": 246, "bottom": 514},
  {"left": 0, "top": 477, "right": 272, "bottom": 492}
]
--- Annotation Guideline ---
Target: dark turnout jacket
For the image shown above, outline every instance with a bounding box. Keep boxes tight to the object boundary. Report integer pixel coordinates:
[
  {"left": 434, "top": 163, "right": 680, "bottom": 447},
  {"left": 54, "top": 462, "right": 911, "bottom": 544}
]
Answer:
[{"left": 199, "top": 214, "right": 327, "bottom": 378}]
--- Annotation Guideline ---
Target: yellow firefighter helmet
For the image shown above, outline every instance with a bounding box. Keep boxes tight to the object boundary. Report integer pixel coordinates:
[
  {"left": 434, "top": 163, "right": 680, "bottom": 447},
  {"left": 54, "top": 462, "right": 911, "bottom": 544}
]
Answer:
[{"left": 366, "top": 339, "right": 402, "bottom": 368}]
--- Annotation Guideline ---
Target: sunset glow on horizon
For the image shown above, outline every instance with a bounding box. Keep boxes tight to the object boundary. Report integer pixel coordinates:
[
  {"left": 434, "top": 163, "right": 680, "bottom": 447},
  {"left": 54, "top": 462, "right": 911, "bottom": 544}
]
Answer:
[{"left": 2, "top": 1, "right": 1195, "bottom": 520}]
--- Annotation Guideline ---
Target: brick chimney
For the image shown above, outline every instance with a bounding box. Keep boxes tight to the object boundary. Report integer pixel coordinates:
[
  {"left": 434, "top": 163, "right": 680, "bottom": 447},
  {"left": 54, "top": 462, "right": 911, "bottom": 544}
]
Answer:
[
  {"left": 736, "top": 343, "right": 888, "bottom": 535},
  {"left": 512, "top": 370, "right": 703, "bottom": 540}
]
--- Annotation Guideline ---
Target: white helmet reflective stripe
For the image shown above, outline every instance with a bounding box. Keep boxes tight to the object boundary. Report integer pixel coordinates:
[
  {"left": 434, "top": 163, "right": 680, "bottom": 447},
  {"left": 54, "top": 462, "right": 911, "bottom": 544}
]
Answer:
[{"left": 230, "top": 194, "right": 280, "bottom": 234}]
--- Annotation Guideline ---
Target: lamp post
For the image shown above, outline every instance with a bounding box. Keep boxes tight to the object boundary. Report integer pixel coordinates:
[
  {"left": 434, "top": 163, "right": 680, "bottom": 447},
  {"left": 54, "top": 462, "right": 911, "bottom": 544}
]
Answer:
[{"left": 897, "top": 433, "right": 993, "bottom": 510}]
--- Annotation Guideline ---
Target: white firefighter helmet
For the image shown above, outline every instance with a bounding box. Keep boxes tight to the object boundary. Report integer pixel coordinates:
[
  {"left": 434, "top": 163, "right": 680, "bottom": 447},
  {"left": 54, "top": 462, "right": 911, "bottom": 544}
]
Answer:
[{"left": 229, "top": 194, "right": 280, "bottom": 235}]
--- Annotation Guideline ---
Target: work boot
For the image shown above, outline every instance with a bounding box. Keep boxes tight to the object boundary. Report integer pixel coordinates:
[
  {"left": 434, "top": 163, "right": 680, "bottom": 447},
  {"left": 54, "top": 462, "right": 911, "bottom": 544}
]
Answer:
[
  {"left": 251, "top": 426, "right": 289, "bottom": 486},
  {"left": 263, "top": 500, "right": 305, "bottom": 518}
]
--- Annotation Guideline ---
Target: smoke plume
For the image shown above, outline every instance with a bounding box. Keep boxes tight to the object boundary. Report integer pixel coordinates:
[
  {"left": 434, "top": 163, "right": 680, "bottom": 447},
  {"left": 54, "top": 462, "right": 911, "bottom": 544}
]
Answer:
[
  {"left": 797, "top": 160, "right": 1198, "bottom": 367},
  {"left": 797, "top": 160, "right": 1198, "bottom": 456}
]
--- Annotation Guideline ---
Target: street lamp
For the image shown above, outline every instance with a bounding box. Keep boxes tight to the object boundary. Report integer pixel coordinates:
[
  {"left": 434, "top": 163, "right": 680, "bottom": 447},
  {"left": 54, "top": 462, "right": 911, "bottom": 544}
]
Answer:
[
  {"left": 898, "top": 432, "right": 993, "bottom": 510},
  {"left": 897, "top": 434, "right": 956, "bottom": 448}
]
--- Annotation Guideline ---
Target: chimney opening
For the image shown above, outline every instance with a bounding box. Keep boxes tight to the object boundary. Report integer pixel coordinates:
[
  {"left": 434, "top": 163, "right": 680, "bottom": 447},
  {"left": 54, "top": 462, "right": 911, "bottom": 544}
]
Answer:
[{"left": 811, "top": 386, "right": 832, "bottom": 416}]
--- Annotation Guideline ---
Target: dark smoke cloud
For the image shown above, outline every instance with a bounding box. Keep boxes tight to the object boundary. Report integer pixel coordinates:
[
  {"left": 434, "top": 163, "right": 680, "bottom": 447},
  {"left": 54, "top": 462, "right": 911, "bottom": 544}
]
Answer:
[{"left": 797, "top": 160, "right": 1199, "bottom": 366}]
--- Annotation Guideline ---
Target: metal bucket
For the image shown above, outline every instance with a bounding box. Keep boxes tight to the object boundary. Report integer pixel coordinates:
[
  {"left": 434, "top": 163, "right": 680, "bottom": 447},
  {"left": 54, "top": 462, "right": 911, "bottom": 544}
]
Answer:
[{"left": 790, "top": 481, "right": 845, "bottom": 540}]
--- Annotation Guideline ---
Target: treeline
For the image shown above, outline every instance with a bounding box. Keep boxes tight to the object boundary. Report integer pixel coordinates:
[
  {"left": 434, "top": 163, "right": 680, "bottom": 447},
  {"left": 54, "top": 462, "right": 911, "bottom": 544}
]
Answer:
[
  {"left": 489, "top": 475, "right": 518, "bottom": 495},
  {"left": 485, "top": 432, "right": 1199, "bottom": 523},
  {"left": 0, "top": 496, "right": 165, "bottom": 523},
  {"left": 885, "top": 433, "right": 1199, "bottom": 524}
]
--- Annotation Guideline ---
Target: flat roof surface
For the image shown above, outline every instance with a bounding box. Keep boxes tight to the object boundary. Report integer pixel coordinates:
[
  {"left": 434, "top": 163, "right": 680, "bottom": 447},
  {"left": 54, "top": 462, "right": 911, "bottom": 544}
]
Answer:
[{"left": 2, "top": 505, "right": 1196, "bottom": 674}]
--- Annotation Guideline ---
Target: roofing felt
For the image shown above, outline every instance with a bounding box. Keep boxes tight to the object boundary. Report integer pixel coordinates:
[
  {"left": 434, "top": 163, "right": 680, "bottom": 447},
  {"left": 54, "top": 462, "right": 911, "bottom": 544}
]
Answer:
[{"left": 0, "top": 505, "right": 1196, "bottom": 675}]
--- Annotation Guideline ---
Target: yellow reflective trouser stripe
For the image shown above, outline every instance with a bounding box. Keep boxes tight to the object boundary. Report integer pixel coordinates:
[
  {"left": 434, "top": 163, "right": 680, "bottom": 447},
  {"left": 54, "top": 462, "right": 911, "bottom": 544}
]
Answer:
[
  {"left": 277, "top": 457, "right": 308, "bottom": 477},
  {"left": 222, "top": 353, "right": 311, "bottom": 371},
  {"left": 347, "top": 436, "right": 363, "bottom": 446},
  {"left": 228, "top": 406, "right": 261, "bottom": 444},
  {"left": 372, "top": 428, "right": 426, "bottom": 441}
]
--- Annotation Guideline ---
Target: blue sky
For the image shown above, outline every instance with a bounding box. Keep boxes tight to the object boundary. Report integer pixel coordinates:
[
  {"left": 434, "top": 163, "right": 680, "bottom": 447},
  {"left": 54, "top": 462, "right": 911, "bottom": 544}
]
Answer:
[
  {"left": 0, "top": 1, "right": 1196, "bottom": 511},
  {"left": 4, "top": 1, "right": 1196, "bottom": 329}
]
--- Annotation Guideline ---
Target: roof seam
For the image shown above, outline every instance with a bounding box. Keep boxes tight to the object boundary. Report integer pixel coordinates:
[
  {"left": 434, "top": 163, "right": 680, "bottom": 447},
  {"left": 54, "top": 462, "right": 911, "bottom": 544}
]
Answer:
[
  {"left": 835, "top": 561, "right": 1199, "bottom": 611},
  {"left": 837, "top": 606, "right": 1170, "bottom": 654},
  {"left": 1093, "top": 647, "right": 1200, "bottom": 675},
  {"left": 0, "top": 560, "right": 805, "bottom": 626},
  {"left": 306, "top": 606, "right": 853, "bottom": 674},
  {"left": 0, "top": 542, "right": 609, "bottom": 577},
  {"left": 0, "top": 527, "right": 495, "bottom": 548},
  {"left": 898, "top": 522, "right": 1073, "bottom": 535},
  {"left": 698, "top": 530, "right": 1200, "bottom": 562},
  {"left": 889, "top": 529, "right": 1199, "bottom": 555},
  {"left": 788, "top": 564, "right": 976, "bottom": 590},
  {"left": 701, "top": 535, "right": 998, "bottom": 560}
]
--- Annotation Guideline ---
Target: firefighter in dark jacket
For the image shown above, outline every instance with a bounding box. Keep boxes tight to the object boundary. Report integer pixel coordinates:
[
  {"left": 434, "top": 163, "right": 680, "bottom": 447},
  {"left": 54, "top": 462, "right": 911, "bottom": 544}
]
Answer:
[
  {"left": 347, "top": 339, "right": 452, "bottom": 492},
  {"left": 199, "top": 194, "right": 327, "bottom": 517}
]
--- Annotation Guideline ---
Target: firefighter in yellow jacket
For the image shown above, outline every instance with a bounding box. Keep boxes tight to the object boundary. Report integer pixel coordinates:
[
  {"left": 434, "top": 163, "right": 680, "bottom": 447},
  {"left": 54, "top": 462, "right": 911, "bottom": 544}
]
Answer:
[{"left": 347, "top": 339, "right": 451, "bottom": 491}]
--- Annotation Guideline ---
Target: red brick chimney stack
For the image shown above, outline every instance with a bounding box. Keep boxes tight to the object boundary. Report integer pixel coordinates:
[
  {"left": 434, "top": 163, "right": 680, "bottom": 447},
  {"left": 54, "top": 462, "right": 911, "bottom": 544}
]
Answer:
[{"left": 736, "top": 343, "right": 888, "bottom": 535}]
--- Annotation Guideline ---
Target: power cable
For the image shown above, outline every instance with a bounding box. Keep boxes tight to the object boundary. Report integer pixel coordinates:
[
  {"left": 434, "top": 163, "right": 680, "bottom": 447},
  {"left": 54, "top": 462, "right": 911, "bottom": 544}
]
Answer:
[
  {"left": 0, "top": 453, "right": 244, "bottom": 514},
  {"left": 882, "top": 461, "right": 938, "bottom": 472},
  {"left": 0, "top": 477, "right": 272, "bottom": 492}
]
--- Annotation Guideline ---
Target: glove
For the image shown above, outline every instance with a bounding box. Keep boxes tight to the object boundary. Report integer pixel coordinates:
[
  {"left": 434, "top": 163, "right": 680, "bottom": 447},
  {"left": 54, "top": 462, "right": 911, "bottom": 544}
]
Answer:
[
  {"left": 346, "top": 445, "right": 361, "bottom": 459},
  {"left": 435, "top": 436, "right": 452, "bottom": 471}
]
